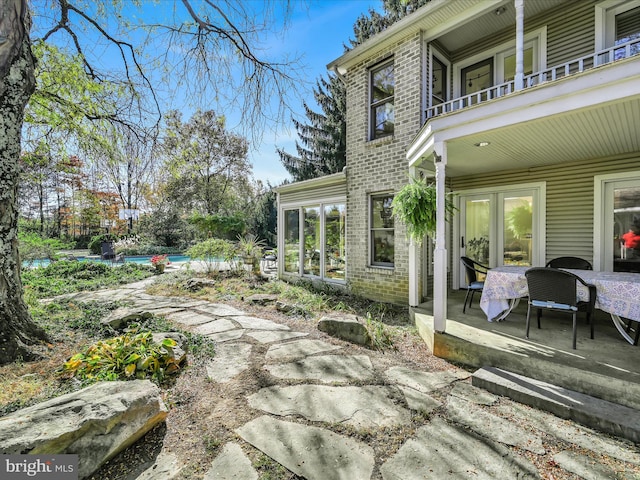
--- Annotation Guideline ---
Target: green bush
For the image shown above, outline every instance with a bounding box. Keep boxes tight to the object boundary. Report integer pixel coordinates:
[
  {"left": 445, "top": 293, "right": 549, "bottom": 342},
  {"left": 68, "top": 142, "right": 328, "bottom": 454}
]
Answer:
[
  {"left": 18, "top": 232, "right": 74, "bottom": 266},
  {"left": 88, "top": 233, "right": 119, "bottom": 254},
  {"left": 186, "top": 238, "right": 238, "bottom": 274},
  {"left": 60, "top": 329, "right": 182, "bottom": 383}
]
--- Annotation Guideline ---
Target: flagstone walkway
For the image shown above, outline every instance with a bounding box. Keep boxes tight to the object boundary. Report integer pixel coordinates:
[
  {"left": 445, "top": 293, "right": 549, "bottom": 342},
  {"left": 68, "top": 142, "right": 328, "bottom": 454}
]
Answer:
[{"left": 66, "top": 277, "right": 640, "bottom": 479}]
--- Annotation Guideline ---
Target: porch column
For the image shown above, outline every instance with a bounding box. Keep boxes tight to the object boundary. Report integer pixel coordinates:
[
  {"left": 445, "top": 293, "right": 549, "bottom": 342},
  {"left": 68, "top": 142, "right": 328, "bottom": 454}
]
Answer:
[
  {"left": 514, "top": 0, "right": 525, "bottom": 91},
  {"left": 433, "top": 142, "right": 447, "bottom": 333},
  {"left": 408, "top": 166, "right": 420, "bottom": 307}
]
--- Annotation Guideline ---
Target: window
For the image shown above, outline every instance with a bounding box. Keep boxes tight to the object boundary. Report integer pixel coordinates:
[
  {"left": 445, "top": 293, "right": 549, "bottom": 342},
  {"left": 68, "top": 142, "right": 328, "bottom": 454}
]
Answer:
[
  {"left": 461, "top": 58, "right": 493, "bottom": 97},
  {"left": 453, "top": 27, "right": 546, "bottom": 97},
  {"left": 370, "top": 60, "right": 395, "bottom": 139},
  {"left": 370, "top": 194, "right": 394, "bottom": 266},
  {"left": 324, "top": 204, "right": 346, "bottom": 280},
  {"left": 596, "top": 0, "right": 640, "bottom": 57},
  {"left": 431, "top": 56, "right": 447, "bottom": 106},
  {"left": 281, "top": 202, "right": 346, "bottom": 281},
  {"left": 283, "top": 209, "right": 300, "bottom": 273},
  {"left": 594, "top": 171, "right": 640, "bottom": 272},
  {"left": 303, "top": 207, "right": 321, "bottom": 276}
]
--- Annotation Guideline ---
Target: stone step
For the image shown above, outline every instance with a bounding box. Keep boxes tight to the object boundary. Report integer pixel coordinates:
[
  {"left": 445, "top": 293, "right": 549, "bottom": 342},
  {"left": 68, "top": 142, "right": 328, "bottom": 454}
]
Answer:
[{"left": 472, "top": 366, "right": 640, "bottom": 444}]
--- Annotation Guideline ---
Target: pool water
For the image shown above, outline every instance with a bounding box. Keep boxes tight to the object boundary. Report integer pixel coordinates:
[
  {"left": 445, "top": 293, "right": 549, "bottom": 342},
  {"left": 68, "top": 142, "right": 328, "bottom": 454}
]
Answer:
[{"left": 24, "top": 254, "right": 190, "bottom": 268}]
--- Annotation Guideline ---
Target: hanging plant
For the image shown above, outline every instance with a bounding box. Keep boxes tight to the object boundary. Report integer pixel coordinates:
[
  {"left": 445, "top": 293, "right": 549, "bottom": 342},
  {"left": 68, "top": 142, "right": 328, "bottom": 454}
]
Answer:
[{"left": 391, "top": 177, "right": 456, "bottom": 245}]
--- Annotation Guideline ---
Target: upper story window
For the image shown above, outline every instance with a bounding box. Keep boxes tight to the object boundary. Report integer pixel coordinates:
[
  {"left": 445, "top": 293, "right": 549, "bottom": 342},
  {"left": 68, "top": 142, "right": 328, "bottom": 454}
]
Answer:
[
  {"left": 453, "top": 27, "right": 545, "bottom": 98},
  {"left": 370, "top": 193, "right": 394, "bottom": 267},
  {"left": 431, "top": 56, "right": 447, "bottom": 106},
  {"left": 596, "top": 0, "right": 640, "bottom": 55},
  {"left": 370, "top": 60, "right": 395, "bottom": 139}
]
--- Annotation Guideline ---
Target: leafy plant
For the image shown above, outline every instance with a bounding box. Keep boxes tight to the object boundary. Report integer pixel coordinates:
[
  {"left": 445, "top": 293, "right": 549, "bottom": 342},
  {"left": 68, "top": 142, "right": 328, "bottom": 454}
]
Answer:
[
  {"left": 60, "top": 329, "right": 182, "bottom": 383},
  {"left": 391, "top": 177, "right": 456, "bottom": 245},
  {"left": 186, "top": 238, "right": 237, "bottom": 274},
  {"left": 18, "top": 232, "right": 73, "bottom": 266}
]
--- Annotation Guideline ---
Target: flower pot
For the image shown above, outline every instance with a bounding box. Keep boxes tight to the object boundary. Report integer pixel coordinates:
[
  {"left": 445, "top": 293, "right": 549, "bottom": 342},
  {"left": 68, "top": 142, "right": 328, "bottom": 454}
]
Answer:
[{"left": 155, "top": 263, "right": 165, "bottom": 273}]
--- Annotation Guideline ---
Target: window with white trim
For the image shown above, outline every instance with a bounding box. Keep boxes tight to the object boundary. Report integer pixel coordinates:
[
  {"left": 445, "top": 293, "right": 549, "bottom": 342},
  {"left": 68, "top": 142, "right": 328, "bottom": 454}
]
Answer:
[{"left": 596, "top": 0, "right": 640, "bottom": 57}]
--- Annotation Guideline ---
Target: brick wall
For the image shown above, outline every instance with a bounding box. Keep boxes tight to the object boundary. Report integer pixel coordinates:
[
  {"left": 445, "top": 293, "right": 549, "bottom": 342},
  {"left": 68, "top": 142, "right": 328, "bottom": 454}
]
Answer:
[{"left": 345, "top": 32, "right": 423, "bottom": 304}]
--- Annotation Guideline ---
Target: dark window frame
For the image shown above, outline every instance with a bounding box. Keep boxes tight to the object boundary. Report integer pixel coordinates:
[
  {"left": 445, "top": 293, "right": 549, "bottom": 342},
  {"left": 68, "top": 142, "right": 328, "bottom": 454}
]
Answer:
[
  {"left": 369, "top": 59, "right": 395, "bottom": 140},
  {"left": 370, "top": 193, "right": 395, "bottom": 267}
]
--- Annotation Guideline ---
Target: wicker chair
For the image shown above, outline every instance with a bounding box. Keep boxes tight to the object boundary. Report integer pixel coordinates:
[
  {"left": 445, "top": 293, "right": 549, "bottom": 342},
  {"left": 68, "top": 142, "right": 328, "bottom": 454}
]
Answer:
[
  {"left": 545, "top": 256, "right": 592, "bottom": 270},
  {"left": 460, "top": 256, "right": 489, "bottom": 313},
  {"left": 525, "top": 267, "right": 596, "bottom": 349}
]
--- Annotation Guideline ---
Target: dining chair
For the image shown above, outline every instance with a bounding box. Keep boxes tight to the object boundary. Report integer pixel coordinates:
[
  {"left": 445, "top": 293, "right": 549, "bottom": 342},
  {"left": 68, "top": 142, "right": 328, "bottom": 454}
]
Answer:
[
  {"left": 525, "top": 267, "right": 596, "bottom": 349},
  {"left": 545, "top": 256, "right": 593, "bottom": 270},
  {"left": 460, "top": 256, "right": 489, "bottom": 313}
]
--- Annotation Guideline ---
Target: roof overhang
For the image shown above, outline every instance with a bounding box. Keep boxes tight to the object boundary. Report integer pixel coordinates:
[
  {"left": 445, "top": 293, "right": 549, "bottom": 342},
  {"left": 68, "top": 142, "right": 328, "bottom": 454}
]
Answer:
[
  {"left": 275, "top": 170, "right": 346, "bottom": 195},
  {"left": 407, "top": 56, "right": 640, "bottom": 178}
]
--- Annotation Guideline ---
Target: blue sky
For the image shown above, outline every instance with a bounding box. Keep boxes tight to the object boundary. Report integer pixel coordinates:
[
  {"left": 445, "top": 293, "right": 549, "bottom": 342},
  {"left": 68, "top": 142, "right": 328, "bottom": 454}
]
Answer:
[
  {"left": 33, "top": 0, "right": 379, "bottom": 186},
  {"left": 242, "top": 1, "right": 379, "bottom": 185}
]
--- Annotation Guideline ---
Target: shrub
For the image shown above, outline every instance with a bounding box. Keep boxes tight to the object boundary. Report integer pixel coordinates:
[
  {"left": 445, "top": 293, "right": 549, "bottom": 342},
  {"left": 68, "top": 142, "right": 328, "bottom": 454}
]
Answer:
[
  {"left": 18, "top": 232, "right": 74, "bottom": 266},
  {"left": 60, "top": 328, "right": 182, "bottom": 383},
  {"left": 186, "top": 238, "right": 238, "bottom": 274},
  {"left": 88, "top": 233, "right": 119, "bottom": 254}
]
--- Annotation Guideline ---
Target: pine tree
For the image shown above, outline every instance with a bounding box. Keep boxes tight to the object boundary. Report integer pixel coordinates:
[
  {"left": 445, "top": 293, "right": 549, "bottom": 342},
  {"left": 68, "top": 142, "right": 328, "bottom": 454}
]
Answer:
[
  {"left": 277, "top": 74, "right": 346, "bottom": 182},
  {"left": 279, "top": 0, "right": 431, "bottom": 182}
]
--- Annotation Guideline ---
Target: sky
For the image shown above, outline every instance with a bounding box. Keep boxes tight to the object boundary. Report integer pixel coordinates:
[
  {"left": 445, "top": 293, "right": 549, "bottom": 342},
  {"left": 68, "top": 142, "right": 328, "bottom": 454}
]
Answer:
[
  {"left": 244, "top": 1, "right": 378, "bottom": 185},
  {"left": 33, "top": 0, "right": 379, "bottom": 186}
]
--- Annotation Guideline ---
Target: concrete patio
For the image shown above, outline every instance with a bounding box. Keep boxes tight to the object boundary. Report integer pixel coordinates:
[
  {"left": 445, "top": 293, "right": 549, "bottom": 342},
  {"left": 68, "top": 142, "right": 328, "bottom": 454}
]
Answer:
[{"left": 412, "top": 289, "right": 640, "bottom": 411}]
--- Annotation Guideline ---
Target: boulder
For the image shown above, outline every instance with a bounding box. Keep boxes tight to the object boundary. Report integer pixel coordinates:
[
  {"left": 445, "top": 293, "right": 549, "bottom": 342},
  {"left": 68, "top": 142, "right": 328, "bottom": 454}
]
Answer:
[
  {"left": 152, "top": 332, "right": 188, "bottom": 366},
  {"left": 0, "top": 380, "right": 167, "bottom": 479},
  {"left": 183, "top": 278, "right": 217, "bottom": 291},
  {"left": 101, "top": 308, "right": 153, "bottom": 330},
  {"left": 244, "top": 294, "right": 278, "bottom": 305},
  {"left": 318, "top": 314, "right": 371, "bottom": 346}
]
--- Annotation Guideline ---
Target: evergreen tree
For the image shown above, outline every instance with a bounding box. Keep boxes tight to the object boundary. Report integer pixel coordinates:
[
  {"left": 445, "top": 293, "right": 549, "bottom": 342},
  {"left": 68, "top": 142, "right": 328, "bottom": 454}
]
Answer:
[
  {"left": 279, "top": 0, "right": 431, "bottom": 182},
  {"left": 349, "top": 0, "right": 432, "bottom": 49},
  {"left": 277, "top": 74, "right": 346, "bottom": 182}
]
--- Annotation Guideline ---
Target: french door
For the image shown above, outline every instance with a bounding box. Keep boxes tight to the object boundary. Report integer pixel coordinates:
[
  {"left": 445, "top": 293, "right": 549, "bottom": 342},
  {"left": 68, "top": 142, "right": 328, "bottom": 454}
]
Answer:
[
  {"left": 458, "top": 186, "right": 543, "bottom": 288},
  {"left": 599, "top": 175, "right": 640, "bottom": 272}
]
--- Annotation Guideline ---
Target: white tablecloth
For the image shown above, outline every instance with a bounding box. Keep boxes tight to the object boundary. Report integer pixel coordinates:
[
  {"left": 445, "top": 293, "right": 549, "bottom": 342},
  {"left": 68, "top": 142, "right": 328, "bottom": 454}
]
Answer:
[{"left": 479, "top": 266, "right": 640, "bottom": 323}]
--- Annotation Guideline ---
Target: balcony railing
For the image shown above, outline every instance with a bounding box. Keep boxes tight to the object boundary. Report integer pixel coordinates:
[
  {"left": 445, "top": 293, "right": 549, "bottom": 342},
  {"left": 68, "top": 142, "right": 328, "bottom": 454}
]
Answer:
[{"left": 425, "top": 38, "right": 640, "bottom": 120}]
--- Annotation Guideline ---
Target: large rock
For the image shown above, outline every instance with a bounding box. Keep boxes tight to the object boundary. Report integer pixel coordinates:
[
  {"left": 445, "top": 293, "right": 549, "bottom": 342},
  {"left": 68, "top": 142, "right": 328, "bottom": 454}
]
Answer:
[
  {"left": 317, "top": 314, "right": 370, "bottom": 346},
  {"left": 0, "top": 380, "right": 167, "bottom": 479},
  {"left": 101, "top": 308, "right": 153, "bottom": 330}
]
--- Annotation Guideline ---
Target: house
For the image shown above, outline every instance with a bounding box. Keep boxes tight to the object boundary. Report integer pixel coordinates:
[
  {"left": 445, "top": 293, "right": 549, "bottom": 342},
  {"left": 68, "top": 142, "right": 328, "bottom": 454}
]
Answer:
[{"left": 277, "top": 0, "right": 640, "bottom": 329}]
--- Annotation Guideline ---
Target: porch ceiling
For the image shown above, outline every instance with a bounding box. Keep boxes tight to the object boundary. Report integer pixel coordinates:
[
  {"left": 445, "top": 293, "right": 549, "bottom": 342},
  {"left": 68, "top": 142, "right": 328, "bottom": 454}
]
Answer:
[{"left": 444, "top": 95, "right": 640, "bottom": 178}]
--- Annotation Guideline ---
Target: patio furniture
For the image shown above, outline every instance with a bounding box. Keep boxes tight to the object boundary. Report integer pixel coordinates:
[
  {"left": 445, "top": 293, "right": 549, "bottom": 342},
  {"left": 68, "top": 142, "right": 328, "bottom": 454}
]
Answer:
[
  {"left": 480, "top": 265, "right": 640, "bottom": 345},
  {"left": 460, "top": 256, "right": 489, "bottom": 313},
  {"left": 524, "top": 267, "right": 596, "bottom": 349},
  {"left": 545, "top": 256, "right": 592, "bottom": 270},
  {"left": 100, "top": 242, "right": 116, "bottom": 261}
]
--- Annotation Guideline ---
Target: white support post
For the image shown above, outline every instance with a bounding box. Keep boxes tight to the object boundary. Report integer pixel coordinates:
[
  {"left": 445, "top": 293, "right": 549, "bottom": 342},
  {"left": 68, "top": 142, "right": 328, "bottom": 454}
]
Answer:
[
  {"left": 433, "top": 142, "right": 447, "bottom": 333},
  {"left": 514, "top": 0, "right": 525, "bottom": 91},
  {"left": 408, "top": 166, "right": 420, "bottom": 307}
]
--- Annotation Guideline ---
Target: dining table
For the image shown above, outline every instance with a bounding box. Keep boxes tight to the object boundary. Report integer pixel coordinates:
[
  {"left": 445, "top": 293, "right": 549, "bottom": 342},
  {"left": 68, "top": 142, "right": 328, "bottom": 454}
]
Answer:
[{"left": 479, "top": 265, "right": 640, "bottom": 345}]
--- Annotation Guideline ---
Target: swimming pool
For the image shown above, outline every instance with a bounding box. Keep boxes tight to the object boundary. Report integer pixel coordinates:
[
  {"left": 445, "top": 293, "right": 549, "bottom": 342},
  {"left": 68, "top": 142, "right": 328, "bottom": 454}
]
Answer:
[{"left": 24, "top": 254, "right": 191, "bottom": 268}]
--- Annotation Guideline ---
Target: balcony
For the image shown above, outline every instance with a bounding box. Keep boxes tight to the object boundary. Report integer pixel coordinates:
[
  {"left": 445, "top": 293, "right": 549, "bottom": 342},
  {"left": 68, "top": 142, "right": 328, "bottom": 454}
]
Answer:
[{"left": 425, "top": 38, "right": 640, "bottom": 121}]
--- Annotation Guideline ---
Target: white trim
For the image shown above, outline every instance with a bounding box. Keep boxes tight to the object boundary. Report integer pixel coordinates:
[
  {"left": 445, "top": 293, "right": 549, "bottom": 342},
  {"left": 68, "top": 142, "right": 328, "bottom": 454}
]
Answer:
[
  {"left": 454, "top": 182, "right": 546, "bottom": 287},
  {"left": 593, "top": 170, "right": 640, "bottom": 271},
  {"left": 453, "top": 27, "right": 547, "bottom": 98},
  {"left": 427, "top": 45, "right": 452, "bottom": 121},
  {"left": 595, "top": 0, "right": 640, "bottom": 50}
]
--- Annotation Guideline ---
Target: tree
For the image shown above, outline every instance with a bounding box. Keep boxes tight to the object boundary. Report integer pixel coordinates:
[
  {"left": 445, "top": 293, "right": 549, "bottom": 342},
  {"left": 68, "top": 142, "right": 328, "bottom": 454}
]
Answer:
[
  {"left": 278, "top": 0, "right": 430, "bottom": 183},
  {"left": 349, "top": 0, "right": 431, "bottom": 49},
  {"left": 0, "top": 0, "right": 49, "bottom": 362},
  {"left": 2, "top": 0, "right": 302, "bottom": 364},
  {"left": 162, "top": 110, "right": 252, "bottom": 216},
  {"left": 278, "top": 74, "right": 346, "bottom": 182}
]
